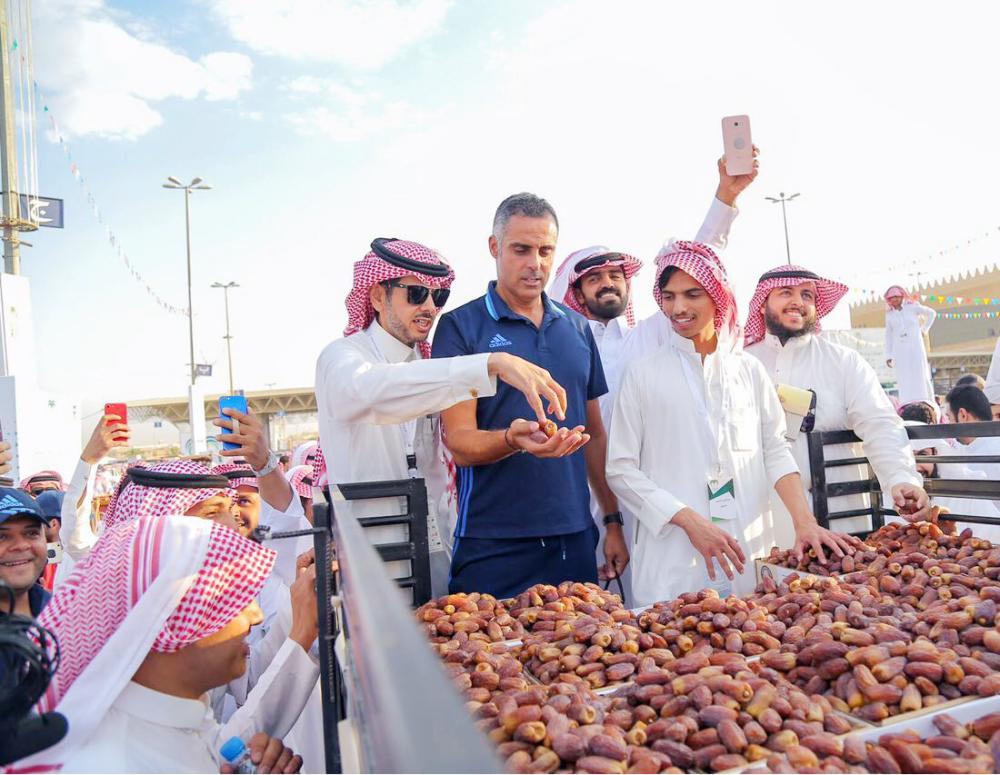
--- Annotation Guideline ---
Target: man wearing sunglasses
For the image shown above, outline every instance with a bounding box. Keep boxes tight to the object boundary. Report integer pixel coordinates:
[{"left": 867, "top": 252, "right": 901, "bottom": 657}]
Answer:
[
  {"left": 315, "top": 238, "right": 567, "bottom": 596},
  {"left": 743, "top": 264, "right": 930, "bottom": 550}
]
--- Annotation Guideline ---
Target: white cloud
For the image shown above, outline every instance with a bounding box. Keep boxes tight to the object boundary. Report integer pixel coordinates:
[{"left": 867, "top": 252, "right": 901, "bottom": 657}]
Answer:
[
  {"left": 284, "top": 76, "right": 405, "bottom": 141},
  {"left": 208, "top": 0, "right": 452, "bottom": 70},
  {"left": 34, "top": 0, "right": 253, "bottom": 140}
]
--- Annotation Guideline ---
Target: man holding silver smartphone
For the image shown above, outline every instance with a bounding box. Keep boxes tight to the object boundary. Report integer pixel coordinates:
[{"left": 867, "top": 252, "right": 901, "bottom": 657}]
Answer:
[{"left": 744, "top": 264, "right": 930, "bottom": 543}]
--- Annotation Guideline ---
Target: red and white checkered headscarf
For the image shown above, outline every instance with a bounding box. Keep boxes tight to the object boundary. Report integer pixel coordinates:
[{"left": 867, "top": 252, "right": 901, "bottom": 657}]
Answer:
[
  {"left": 312, "top": 444, "right": 329, "bottom": 489},
  {"left": 212, "top": 461, "right": 258, "bottom": 490},
  {"left": 744, "top": 264, "right": 849, "bottom": 346},
  {"left": 549, "top": 246, "right": 643, "bottom": 326},
  {"left": 344, "top": 238, "right": 455, "bottom": 359},
  {"left": 884, "top": 284, "right": 913, "bottom": 310},
  {"left": 102, "top": 459, "right": 235, "bottom": 530},
  {"left": 652, "top": 240, "right": 740, "bottom": 348},
  {"left": 291, "top": 440, "right": 318, "bottom": 471},
  {"left": 24, "top": 515, "right": 273, "bottom": 768},
  {"left": 19, "top": 469, "right": 66, "bottom": 493},
  {"left": 286, "top": 464, "right": 314, "bottom": 499}
]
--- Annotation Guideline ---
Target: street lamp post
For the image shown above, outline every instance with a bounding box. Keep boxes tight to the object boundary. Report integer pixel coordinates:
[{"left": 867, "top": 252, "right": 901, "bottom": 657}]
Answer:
[
  {"left": 211, "top": 281, "right": 239, "bottom": 394},
  {"left": 765, "top": 191, "right": 800, "bottom": 263},
  {"left": 163, "top": 176, "right": 212, "bottom": 384}
]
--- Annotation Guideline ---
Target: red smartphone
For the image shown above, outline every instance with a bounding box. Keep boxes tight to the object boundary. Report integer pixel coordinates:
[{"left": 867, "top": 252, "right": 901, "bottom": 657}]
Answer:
[{"left": 104, "top": 403, "right": 128, "bottom": 443}]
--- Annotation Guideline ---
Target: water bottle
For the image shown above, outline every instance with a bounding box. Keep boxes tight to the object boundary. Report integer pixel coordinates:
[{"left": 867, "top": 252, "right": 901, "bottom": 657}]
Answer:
[
  {"left": 220, "top": 737, "right": 256, "bottom": 773},
  {"left": 704, "top": 574, "right": 733, "bottom": 600}
]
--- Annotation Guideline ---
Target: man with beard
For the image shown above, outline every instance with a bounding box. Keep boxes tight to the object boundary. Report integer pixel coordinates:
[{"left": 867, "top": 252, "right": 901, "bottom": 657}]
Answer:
[
  {"left": 606, "top": 243, "right": 849, "bottom": 606},
  {"left": 548, "top": 153, "right": 759, "bottom": 413},
  {"left": 744, "top": 264, "right": 930, "bottom": 542}
]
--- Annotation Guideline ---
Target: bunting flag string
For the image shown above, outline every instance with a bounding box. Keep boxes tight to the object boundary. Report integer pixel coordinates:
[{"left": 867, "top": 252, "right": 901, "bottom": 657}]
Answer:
[
  {"left": 35, "top": 82, "right": 188, "bottom": 317},
  {"left": 876, "top": 226, "right": 1000, "bottom": 276},
  {"left": 847, "top": 288, "right": 1000, "bottom": 308}
]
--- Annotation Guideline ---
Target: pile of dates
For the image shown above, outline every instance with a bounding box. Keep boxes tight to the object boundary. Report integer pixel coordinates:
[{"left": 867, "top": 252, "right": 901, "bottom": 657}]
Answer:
[
  {"left": 637, "top": 588, "right": 787, "bottom": 659},
  {"left": 763, "top": 710, "right": 1000, "bottom": 773},
  {"left": 417, "top": 592, "right": 526, "bottom": 643},
  {"left": 766, "top": 521, "right": 1000, "bottom": 590},
  {"left": 503, "top": 582, "right": 636, "bottom": 635},
  {"left": 608, "top": 644, "right": 856, "bottom": 773},
  {"left": 746, "top": 573, "right": 1000, "bottom": 719},
  {"left": 518, "top": 617, "right": 674, "bottom": 689}
]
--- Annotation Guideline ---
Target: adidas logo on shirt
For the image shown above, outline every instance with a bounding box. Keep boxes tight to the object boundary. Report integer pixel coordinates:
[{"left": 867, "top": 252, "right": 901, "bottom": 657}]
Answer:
[{"left": 489, "top": 333, "right": 513, "bottom": 349}]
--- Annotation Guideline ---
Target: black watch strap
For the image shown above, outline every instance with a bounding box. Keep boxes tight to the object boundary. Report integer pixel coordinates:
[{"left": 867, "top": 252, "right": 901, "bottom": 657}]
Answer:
[{"left": 603, "top": 511, "right": 624, "bottom": 526}]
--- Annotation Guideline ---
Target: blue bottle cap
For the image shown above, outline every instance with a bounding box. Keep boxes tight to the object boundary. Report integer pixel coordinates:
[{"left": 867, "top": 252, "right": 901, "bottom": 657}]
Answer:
[{"left": 220, "top": 736, "right": 247, "bottom": 763}]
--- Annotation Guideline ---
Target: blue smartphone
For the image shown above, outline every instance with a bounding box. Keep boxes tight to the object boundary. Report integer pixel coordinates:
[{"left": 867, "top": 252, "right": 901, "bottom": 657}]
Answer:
[{"left": 219, "top": 394, "right": 248, "bottom": 451}]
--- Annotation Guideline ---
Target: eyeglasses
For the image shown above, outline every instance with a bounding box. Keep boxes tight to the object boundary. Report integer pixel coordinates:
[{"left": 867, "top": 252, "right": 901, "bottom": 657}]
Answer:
[
  {"left": 383, "top": 280, "right": 450, "bottom": 308},
  {"left": 801, "top": 389, "right": 818, "bottom": 433}
]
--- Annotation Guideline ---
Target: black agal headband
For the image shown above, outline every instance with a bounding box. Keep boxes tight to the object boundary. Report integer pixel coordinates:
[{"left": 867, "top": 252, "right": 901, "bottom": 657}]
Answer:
[
  {"left": 573, "top": 252, "right": 623, "bottom": 274},
  {"left": 370, "top": 237, "right": 450, "bottom": 278},
  {"left": 125, "top": 467, "right": 230, "bottom": 490},
  {"left": 757, "top": 268, "right": 821, "bottom": 283}
]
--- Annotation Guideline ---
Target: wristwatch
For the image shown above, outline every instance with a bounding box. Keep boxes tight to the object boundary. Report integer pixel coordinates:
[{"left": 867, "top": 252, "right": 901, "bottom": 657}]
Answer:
[
  {"left": 603, "top": 511, "right": 624, "bottom": 527},
  {"left": 253, "top": 451, "right": 280, "bottom": 478}
]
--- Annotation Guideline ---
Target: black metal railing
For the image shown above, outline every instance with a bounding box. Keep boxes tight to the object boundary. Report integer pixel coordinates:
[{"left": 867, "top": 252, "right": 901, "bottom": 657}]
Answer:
[{"left": 807, "top": 421, "right": 1000, "bottom": 534}]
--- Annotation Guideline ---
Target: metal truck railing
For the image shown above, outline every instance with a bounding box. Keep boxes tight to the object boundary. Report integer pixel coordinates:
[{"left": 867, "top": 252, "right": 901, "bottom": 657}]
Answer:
[
  {"left": 807, "top": 420, "right": 1000, "bottom": 534},
  {"left": 270, "top": 477, "right": 500, "bottom": 773}
]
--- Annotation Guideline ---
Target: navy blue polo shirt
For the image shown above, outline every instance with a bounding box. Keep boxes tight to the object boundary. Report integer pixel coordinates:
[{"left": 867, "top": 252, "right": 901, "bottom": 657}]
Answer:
[{"left": 432, "top": 281, "right": 607, "bottom": 539}]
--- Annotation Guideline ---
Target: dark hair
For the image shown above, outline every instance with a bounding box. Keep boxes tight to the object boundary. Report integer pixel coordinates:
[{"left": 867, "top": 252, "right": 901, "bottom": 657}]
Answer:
[
  {"left": 955, "top": 373, "right": 986, "bottom": 390},
  {"left": 492, "top": 193, "right": 558, "bottom": 241},
  {"left": 278, "top": 454, "right": 289, "bottom": 465},
  {"left": 899, "top": 401, "right": 937, "bottom": 425},
  {"left": 946, "top": 384, "right": 993, "bottom": 422},
  {"left": 658, "top": 265, "right": 681, "bottom": 291}
]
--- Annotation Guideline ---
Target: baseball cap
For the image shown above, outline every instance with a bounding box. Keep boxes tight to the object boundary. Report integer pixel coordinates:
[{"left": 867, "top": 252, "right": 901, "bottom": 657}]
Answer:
[
  {"left": 35, "top": 490, "right": 65, "bottom": 521},
  {"left": 0, "top": 486, "right": 50, "bottom": 526}
]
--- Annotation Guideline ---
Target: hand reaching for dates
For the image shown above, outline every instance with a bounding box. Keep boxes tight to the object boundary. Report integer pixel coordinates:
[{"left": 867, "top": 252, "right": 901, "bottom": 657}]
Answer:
[
  {"left": 891, "top": 482, "right": 931, "bottom": 522},
  {"left": 790, "top": 522, "right": 860, "bottom": 564},
  {"left": 673, "top": 507, "right": 746, "bottom": 581},
  {"left": 506, "top": 419, "right": 590, "bottom": 459}
]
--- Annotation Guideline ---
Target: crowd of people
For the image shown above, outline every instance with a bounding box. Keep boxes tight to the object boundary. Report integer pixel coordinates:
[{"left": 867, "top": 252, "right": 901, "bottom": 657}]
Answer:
[{"left": 2, "top": 148, "right": 999, "bottom": 773}]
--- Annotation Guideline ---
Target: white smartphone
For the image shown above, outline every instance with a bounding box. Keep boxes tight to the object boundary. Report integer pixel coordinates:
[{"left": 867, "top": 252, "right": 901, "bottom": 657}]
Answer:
[
  {"left": 46, "top": 542, "right": 64, "bottom": 564},
  {"left": 721, "top": 115, "right": 753, "bottom": 176}
]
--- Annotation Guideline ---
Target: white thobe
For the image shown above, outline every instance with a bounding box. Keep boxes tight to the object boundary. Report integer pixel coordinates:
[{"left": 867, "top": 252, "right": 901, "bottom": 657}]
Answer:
[
  {"left": 56, "top": 458, "right": 100, "bottom": 586},
  {"left": 584, "top": 198, "right": 738, "bottom": 603},
  {"left": 885, "top": 303, "right": 937, "bottom": 403},
  {"left": 60, "top": 637, "right": 316, "bottom": 775},
  {"left": 986, "top": 336, "right": 1000, "bottom": 404},
  {"left": 955, "top": 435, "right": 1000, "bottom": 511},
  {"left": 746, "top": 333, "right": 922, "bottom": 539},
  {"left": 315, "top": 321, "right": 497, "bottom": 595},
  {"left": 607, "top": 334, "right": 798, "bottom": 607}
]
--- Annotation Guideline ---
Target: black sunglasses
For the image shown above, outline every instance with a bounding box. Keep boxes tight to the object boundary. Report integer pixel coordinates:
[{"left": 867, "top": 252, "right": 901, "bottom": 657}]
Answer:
[
  {"left": 384, "top": 280, "right": 450, "bottom": 308},
  {"left": 801, "top": 389, "right": 818, "bottom": 434}
]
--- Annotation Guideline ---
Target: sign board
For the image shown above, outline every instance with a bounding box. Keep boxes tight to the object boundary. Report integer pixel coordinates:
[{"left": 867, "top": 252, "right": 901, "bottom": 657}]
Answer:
[
  {"left": 18, "top": 194, "right": 64, "bottom": 229},
  {"left": 195, "top": 363, "right": 213, "bottom": 377}
]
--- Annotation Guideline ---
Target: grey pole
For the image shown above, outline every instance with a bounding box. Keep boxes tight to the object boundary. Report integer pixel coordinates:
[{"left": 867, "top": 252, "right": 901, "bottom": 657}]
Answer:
[
  {"left": 0, "top": 0, "right": 21, "bottom": 276},
  {"left": 184, "top": 188, "right": 196, "bottom": 386},
  {"left": 765, "top": 192, "right": 800, "bottom": 264},
  {"left": 212, "top": 281, "right": 239, "bottom": 394},
  {"left": 164, "top": 177, "right": 212, "bottom": 385}
]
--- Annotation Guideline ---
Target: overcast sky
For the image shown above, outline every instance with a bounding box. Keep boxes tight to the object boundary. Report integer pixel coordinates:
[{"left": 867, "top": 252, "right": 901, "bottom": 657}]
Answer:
[{"left": 23, "top": 0, "right": 1000, "bottom": 408}]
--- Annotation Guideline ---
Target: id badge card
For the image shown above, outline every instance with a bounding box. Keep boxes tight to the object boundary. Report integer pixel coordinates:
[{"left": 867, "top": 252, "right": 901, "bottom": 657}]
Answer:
[{"left": 708, "top": 479, "right": 737, "bottom": 522}]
